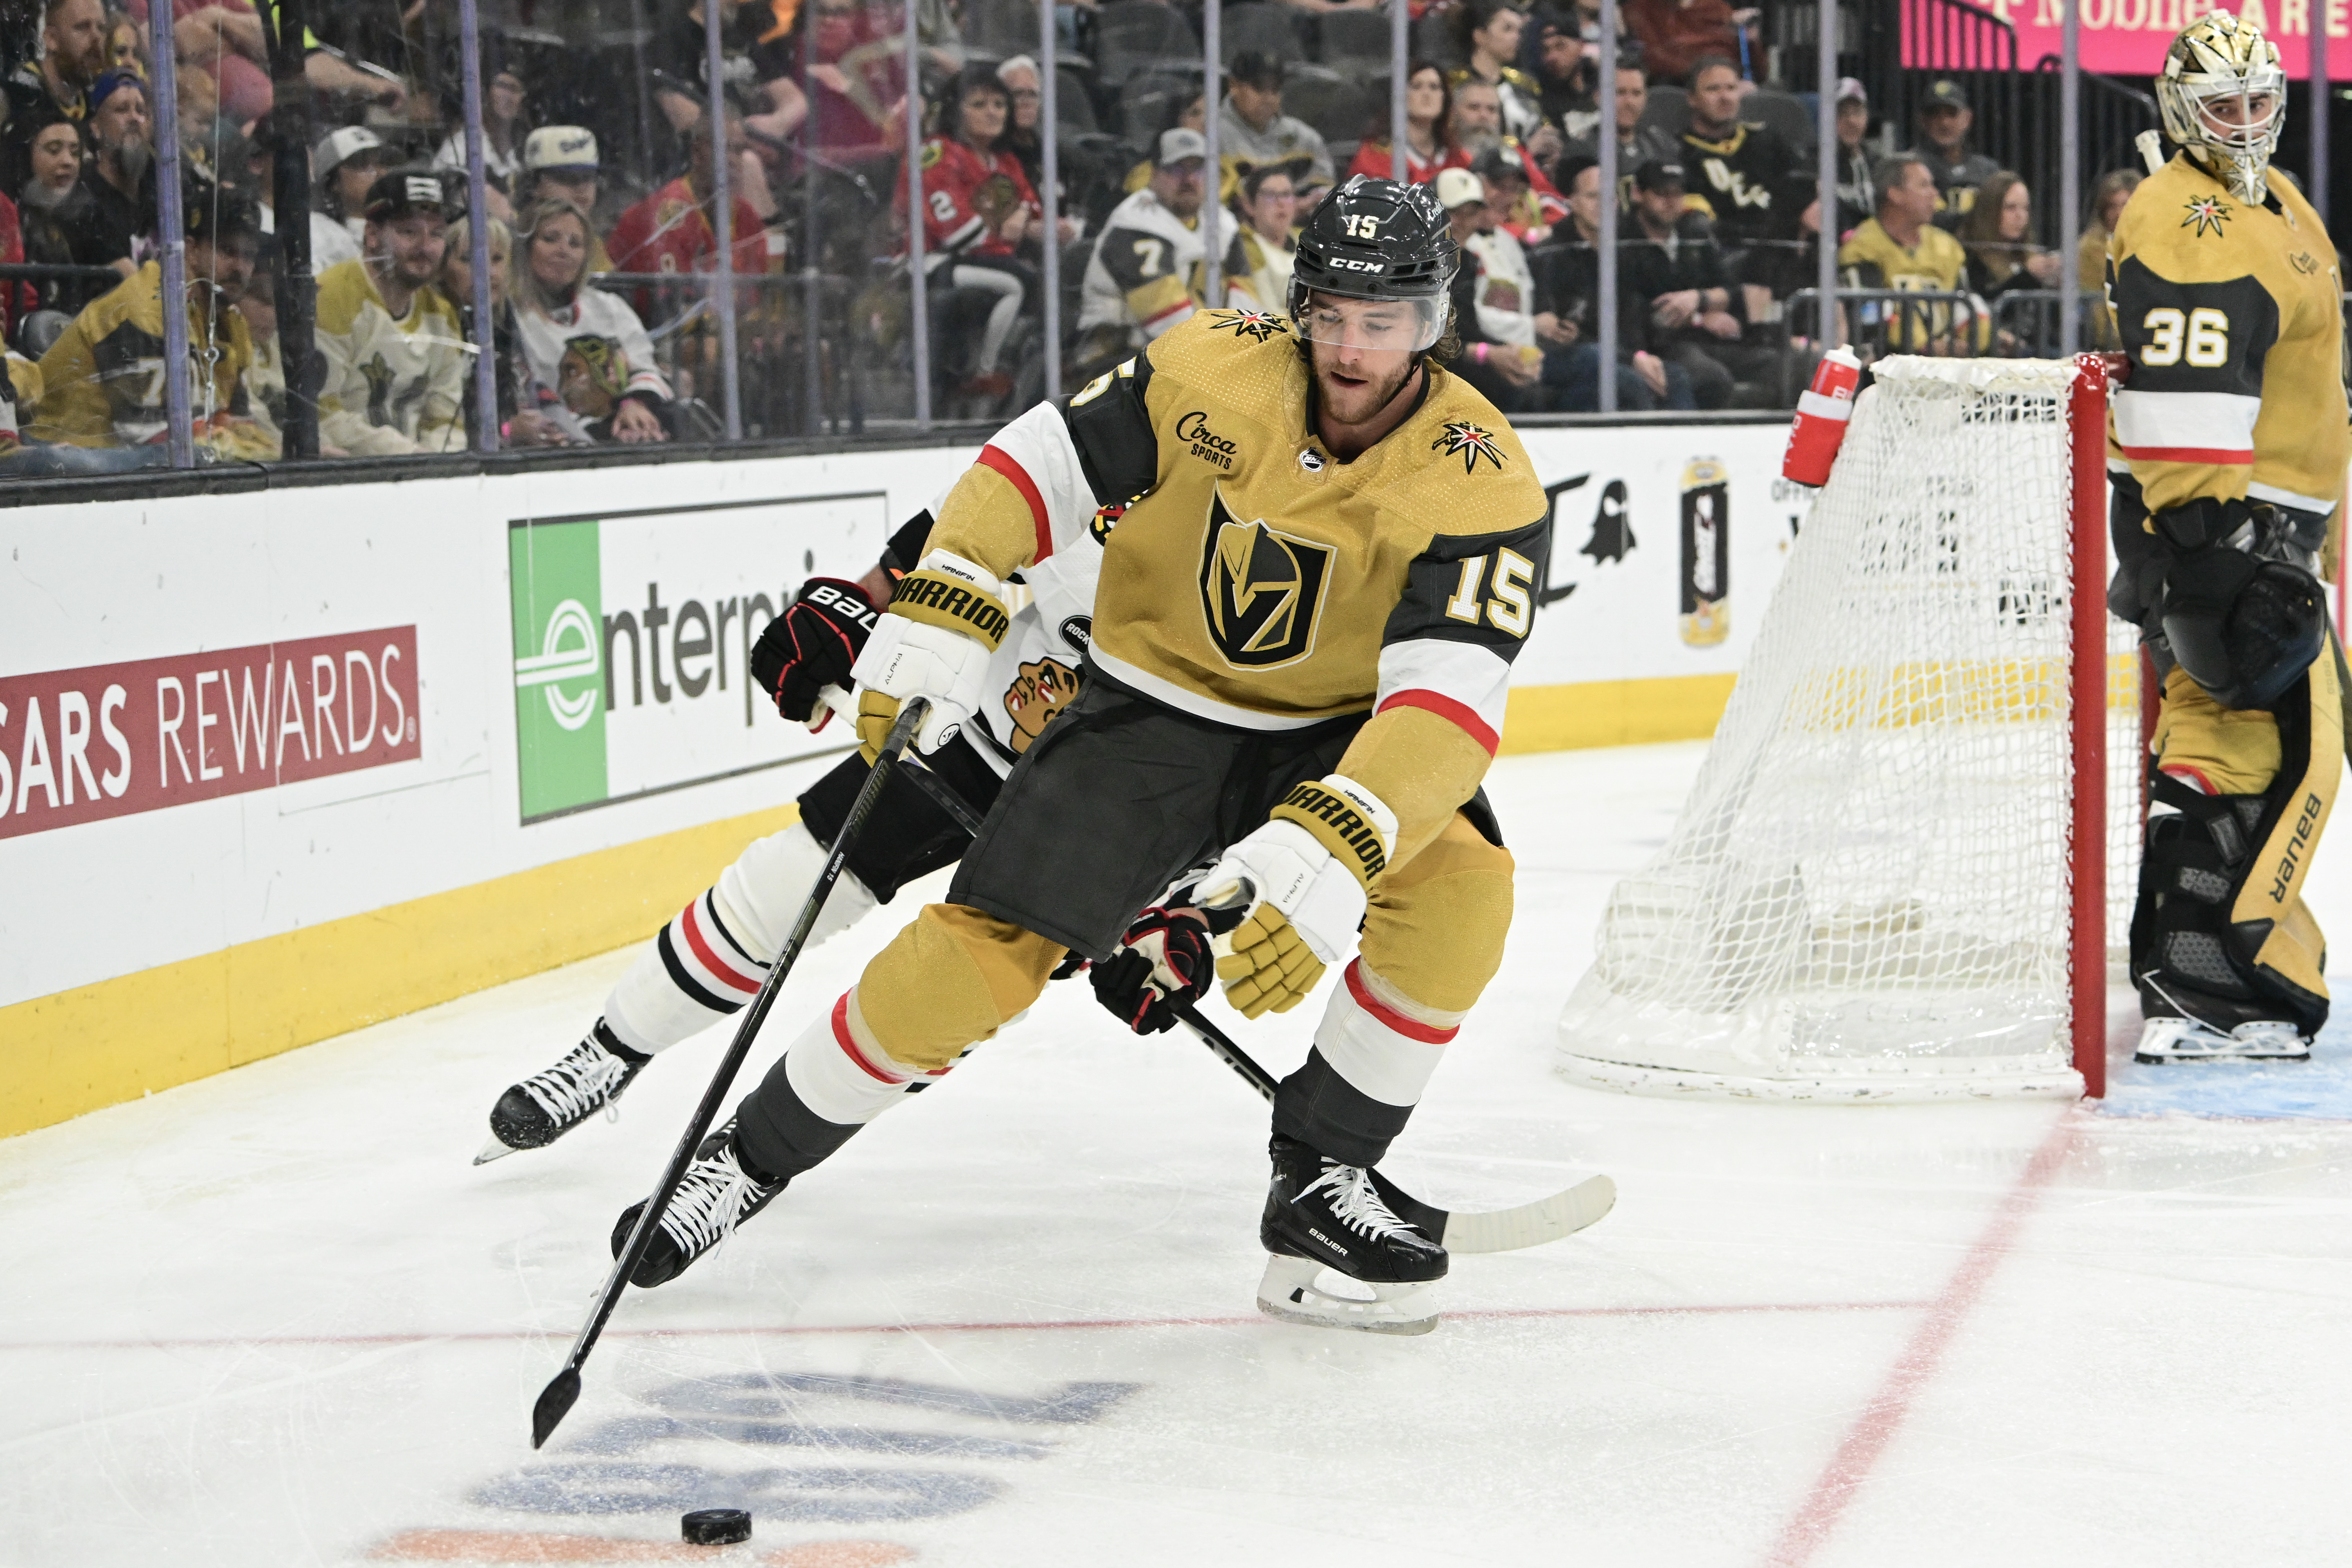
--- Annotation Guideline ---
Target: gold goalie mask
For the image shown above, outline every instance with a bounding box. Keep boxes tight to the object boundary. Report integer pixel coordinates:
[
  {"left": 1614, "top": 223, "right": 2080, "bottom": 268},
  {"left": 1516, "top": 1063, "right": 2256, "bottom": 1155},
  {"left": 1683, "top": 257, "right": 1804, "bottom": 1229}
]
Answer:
[{"left": 2156, "top": 11, "right": 2287, "bottom": 205}]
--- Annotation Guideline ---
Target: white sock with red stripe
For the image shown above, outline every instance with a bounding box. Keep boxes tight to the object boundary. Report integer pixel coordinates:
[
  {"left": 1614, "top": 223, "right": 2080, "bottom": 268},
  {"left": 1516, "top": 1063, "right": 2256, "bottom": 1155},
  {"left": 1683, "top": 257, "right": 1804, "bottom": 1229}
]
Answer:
[
  {"left": 602, "top": 822, "right": 878, "bottom": 1055},
  {"left": 1310, "top": 959, "right": 1466, "bottom": 1112},
  {"left": 781, "top": 987, "right": 958, "bottom": 1125}
]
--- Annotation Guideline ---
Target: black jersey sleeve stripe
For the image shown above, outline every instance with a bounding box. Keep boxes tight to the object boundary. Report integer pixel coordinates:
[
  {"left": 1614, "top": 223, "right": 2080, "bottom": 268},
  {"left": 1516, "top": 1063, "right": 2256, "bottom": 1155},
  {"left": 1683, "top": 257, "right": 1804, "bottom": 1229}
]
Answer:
[
  {"left": 1381, "top": 517, "right": 1552, "bottom": 653},
  {"left": 1061, "top": 348, "right": 1161, "bottom": 508}
]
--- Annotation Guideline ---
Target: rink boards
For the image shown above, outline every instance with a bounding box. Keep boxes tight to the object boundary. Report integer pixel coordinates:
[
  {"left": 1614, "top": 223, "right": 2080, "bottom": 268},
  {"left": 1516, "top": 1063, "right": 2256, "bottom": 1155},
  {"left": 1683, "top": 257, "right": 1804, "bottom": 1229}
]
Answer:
[{"left": 0, "top": 420, "right": 1803, "bottom": 1136}]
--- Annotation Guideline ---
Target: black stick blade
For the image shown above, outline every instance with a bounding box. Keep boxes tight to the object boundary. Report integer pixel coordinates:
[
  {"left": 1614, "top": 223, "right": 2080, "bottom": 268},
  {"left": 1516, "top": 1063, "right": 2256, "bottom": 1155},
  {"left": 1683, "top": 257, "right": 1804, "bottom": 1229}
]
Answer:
[{"left": 531, "top": 1366, "right": 582, "bottom": 1449}]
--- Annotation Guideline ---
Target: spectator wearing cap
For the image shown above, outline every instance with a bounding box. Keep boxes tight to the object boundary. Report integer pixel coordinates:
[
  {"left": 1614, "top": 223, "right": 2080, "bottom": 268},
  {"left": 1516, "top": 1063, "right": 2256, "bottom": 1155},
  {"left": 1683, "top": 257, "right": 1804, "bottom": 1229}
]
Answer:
[
  {"left": 1830, "top": 77, "right": 1874, "bottom": 236},
  {"left": 1906, "top": 80, "right": 2000, "bottom": 227},
  {"left": 1229, "top": 162, "right": 1299, "bottom": 311},
  {"left": 243, "top": 108, "right": 364, "bottom": 280},
  {"left": 1438, "top": 167, "right": 1540, "bottom": 413},
  {"left": 432, "top": 65, "right": 528, "bottom": 190},
  {"left": 1347, "top": 62, "right": 1471, "bottom": 187},
  {"left": 1445, "top": 81, "right": 1563, "bottom": 222},
  {"left": 517, "top": 128, "right": 616, "bottom": 275},
  {"left": 1470, "top": 142, "right": 1565, "bottom": 243},
  {"left": 1621, "top": 0, "right": 1750, "bottom": 90},
  {"left": 1534, "top": 153, "right": 1694, "bottom": 411},
  {"left": 1122, "top": 88, "right": 1207, "bottom": 194},
  {"left": 1, "top": 0, "right": 108, "bottom": 199},
  {"left": 316, "top": 127, "right": 399, "bottom": 270},
  {"left": 1219, "top": 54, "right": 1334, "bottom": 207},
  {"left": 512, "top": 198, "right": 677, "bottom": 446},
  {"left": 29, "top": 178, "right": 274, "bottom": 465},
  {"left": 1562, "top": 57, "right": 1680, "bottom": 170},
  {"left": 1621, "top": 157, "right": 1760, "bottom": 408},
  {"left": 1075, "top": 127, "right": 1221, "bottom": 380},
  {"left": 15, "top": 110, "right": 112, "bottom": 320},
  {"left": 81, "top": 70, "right": 156, "bottom": 284},
  {"left": 314, "top": 168, "right": 469, "bottom": 456}
]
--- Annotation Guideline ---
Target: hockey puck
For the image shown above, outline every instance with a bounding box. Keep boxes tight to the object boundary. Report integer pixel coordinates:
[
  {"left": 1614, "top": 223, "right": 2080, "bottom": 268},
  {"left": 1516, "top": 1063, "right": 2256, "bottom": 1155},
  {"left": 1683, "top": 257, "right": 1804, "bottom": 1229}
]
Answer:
[{"left": 680, "top": 1508, "right": 752, "bottom": 1545}]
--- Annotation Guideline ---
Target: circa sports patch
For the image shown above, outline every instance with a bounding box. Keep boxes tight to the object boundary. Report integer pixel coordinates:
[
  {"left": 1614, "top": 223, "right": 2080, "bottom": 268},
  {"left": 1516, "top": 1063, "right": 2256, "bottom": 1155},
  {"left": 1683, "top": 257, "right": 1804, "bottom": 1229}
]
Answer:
[{"left": 1197, "top": 486, "right": 1332, "bottom": 670}]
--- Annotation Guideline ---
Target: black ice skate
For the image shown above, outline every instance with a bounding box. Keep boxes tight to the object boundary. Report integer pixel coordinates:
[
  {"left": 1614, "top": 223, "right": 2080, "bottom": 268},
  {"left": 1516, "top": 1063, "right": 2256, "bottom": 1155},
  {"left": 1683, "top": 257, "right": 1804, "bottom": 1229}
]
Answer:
[
  {"left": 476, "top": 1027, "right": 650, "bottom": 1164},
  {"left": 609, "top": 1120, "right": 785, "bottom": 1287},
  {"left": 1257, "top": 1134, "right": 1448, "bottom": 1336}
]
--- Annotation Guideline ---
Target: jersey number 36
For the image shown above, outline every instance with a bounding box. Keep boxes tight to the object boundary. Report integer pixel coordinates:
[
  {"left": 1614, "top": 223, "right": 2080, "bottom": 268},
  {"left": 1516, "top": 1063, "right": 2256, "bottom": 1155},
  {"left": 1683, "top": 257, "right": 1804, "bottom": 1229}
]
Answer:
[{"left": 2140, "top": 306, "right": 2230, "bottom": 368}]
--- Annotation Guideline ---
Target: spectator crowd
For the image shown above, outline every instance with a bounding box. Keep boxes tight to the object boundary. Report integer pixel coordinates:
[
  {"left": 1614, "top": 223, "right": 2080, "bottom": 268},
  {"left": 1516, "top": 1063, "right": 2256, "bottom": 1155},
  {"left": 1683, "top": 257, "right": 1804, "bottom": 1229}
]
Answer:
[{"left": 0, "top": 0, "right": 2152, "bottom": 470}]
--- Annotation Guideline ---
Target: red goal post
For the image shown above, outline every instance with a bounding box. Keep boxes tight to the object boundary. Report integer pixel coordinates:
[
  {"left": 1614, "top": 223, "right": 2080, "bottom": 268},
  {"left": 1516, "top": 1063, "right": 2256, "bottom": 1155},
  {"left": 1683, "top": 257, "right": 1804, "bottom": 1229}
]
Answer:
[{"left": 1558, "top": 354, "right": 2132, "bottom": 1102}]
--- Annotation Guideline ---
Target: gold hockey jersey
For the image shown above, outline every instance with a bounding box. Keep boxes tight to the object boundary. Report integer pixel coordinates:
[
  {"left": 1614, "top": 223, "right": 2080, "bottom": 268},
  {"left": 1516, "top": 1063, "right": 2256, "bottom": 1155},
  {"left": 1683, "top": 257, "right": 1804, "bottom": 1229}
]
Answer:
[
  {"left": 314, "top": 258, "right": 468, "bottom": 457},
  {"left": 925, "top": 307, "right": 1550, "bottom": 864},
  {"left": 2106, "top": 154, "right": 2347, "bottom": 518}
]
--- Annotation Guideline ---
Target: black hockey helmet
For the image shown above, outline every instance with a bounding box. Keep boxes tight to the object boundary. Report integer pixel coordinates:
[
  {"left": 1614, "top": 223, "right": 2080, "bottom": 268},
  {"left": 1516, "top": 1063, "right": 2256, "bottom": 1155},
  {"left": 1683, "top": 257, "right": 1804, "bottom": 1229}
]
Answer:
[{"left": 1289, "top": 174, "right": 1457, "bottom": 350}]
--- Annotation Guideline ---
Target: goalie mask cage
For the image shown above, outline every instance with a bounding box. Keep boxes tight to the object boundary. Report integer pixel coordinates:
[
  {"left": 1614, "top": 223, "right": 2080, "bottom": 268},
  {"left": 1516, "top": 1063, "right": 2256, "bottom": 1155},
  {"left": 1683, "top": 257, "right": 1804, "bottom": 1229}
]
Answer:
[{"left": 1558, "top": 355, "right": 2135, "bottom": 1102}]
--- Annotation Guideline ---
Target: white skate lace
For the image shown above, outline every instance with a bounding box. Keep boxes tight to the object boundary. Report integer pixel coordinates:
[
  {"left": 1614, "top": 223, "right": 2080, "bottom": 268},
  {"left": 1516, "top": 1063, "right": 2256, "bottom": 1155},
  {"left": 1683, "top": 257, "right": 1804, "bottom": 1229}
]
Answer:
[
  {"left": 520, "top": 1040, "right": 632, "bottom": 1127},
  {"left": 1298, "top": 1161, "right": 1417, "bottom": 1243},
  {"left": 657, "top": 1143, "right": 769, "bottom": 1256}
]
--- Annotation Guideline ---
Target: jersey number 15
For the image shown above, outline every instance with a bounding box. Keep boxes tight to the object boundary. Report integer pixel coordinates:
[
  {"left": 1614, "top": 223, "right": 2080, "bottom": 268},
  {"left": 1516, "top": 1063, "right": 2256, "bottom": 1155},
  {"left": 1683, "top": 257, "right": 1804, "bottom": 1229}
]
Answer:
[{"left": 1444, "top": 549, "right": 1534, "bottom": 637}]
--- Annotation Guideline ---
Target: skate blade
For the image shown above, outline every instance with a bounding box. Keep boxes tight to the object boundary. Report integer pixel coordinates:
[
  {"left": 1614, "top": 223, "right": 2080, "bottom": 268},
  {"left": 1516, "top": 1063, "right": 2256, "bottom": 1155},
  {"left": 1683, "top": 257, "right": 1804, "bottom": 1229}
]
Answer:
[
  {"left": 472, "top": 1134, "right": 523, "bottom": 1166},
  {"left": 2134, "top": 1047, "right": 2311, "bottom": 1064},
  {"left": 1254, "top": 1254, "right": 1438, "bottom": 1337}
]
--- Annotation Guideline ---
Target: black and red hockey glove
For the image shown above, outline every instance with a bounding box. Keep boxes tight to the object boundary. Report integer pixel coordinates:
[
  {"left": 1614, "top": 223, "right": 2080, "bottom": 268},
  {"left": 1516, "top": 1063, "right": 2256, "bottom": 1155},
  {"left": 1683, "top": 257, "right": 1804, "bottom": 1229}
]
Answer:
[
  {"left": 749, "top": 579, "right": 879, "bottom": 727},
  {"left": 1089, "top": 906, "right": 1217, "bottom": 1035}
]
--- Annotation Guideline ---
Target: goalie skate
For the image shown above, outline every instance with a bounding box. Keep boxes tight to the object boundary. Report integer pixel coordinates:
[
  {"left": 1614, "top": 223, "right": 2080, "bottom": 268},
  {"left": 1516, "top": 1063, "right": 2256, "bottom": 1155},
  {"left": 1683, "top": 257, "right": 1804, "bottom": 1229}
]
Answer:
[
  {"left": 2135, "top": 1016, "right": 2311, "bottom": 1064},
  {"left": 476, "top": 1028, "right": 648, "bottom": 1164},
  {"left": 1257, "top": 1135, "right": 1446, "bottom": 1337}
]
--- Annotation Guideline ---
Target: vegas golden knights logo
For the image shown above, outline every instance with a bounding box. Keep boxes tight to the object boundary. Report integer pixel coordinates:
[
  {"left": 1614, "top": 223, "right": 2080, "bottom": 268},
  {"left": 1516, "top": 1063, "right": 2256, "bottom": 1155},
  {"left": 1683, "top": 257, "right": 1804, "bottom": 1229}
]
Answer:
[{"left": 1198, "top": 486, "right": 1332, "bottom": 669}]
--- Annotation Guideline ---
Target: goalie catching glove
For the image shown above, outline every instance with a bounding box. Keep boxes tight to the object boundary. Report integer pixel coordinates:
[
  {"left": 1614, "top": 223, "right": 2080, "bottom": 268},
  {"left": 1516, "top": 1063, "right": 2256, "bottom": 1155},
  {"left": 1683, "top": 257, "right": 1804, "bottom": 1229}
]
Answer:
[
  {"left": 848, "top": 551, "right": 1012, "bottom": 761},
  {"left": 1201, "top": 774, "right": 1397, "bottom": 993},
  {"left": 749, "top": 579, "right": 879, "bottom": 728}
]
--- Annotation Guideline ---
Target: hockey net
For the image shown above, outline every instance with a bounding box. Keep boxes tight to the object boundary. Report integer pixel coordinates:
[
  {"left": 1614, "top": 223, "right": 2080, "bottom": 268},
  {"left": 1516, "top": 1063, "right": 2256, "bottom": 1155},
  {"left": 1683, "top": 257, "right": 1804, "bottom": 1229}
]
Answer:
[{"left": 1557, "top": 355, "right": 2138, "bottom": 1102}]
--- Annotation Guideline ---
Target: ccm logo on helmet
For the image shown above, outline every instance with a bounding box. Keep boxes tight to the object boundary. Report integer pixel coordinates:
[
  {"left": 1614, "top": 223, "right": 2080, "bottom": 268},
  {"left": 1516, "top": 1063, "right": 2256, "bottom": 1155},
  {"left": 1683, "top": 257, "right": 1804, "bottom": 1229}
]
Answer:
[{"left": 1329, "top": 257, "right": 1386, "bottom": 272}]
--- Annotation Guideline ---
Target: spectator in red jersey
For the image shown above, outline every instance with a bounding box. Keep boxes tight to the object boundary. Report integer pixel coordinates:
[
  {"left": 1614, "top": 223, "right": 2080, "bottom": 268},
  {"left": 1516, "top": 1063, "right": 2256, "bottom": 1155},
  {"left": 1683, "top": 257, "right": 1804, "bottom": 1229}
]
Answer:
[
  {"left": 900, "top": 66, "right": 1042, "bottom": 402},
  {"left": 1622, "top": 0, "right": 1754, "bottom": 90},
  {"left": 1346, "top": 62, "right": 1472, "bottom": 185},
  {"left": 0, "top": 188, "right": 21, "bottom": 345},
  {"left": 606, "top": 109, "right": 770, "bottom": 284}
]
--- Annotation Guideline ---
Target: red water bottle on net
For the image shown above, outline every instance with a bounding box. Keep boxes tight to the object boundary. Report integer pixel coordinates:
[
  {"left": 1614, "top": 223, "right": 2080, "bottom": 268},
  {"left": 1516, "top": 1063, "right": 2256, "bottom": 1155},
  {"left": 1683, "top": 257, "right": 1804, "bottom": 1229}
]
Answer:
[{"left": 1781, "top": 346, "right": 1863, "bottom": 486}]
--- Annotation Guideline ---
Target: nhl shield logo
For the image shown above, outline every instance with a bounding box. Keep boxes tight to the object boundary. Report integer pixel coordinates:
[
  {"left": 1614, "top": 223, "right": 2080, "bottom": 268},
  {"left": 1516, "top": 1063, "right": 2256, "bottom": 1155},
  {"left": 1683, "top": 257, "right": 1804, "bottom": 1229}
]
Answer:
[{"left": 1198, "top": 486, "right": 1332, "bottom": 669}]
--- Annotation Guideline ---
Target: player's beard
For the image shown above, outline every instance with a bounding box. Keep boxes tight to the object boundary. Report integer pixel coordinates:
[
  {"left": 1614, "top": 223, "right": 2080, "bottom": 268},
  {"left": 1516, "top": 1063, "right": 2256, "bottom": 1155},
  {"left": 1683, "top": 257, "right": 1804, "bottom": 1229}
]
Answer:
[{"left": 1311, "top": 346, "right": 1418, "bottom": 432}]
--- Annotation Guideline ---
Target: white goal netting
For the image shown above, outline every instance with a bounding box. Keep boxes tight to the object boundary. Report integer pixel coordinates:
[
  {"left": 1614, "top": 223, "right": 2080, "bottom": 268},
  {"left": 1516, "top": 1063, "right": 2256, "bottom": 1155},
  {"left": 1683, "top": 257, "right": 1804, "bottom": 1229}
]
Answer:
[{"left": 1557, "top": 357, "right": 2141, "bottom": 1102}]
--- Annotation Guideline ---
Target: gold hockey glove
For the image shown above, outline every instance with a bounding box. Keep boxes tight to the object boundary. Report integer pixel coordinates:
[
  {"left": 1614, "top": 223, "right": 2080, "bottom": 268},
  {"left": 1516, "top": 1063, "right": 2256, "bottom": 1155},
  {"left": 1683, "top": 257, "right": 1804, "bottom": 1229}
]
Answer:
[{"left": 1215, "top": 905, "right": 1328, "bottom": 1018}]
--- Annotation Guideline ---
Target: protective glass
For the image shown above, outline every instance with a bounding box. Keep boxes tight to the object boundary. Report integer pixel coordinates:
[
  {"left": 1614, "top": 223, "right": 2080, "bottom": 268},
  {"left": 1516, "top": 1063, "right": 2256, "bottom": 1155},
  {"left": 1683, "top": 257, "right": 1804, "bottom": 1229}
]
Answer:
[{"left": 1290, "top": 292, "right": 1447, "bottom": 352}]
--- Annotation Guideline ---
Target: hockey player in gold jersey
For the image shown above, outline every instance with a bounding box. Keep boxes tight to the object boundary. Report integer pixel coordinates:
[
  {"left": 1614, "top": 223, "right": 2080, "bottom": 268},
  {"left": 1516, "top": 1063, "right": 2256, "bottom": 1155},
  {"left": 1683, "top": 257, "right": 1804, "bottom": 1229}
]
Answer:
[
  {"left": 2104, "top": 11, "right": 2347, "bottom": 1063},
  {"left": 609, "top": 177, "right": 1550, "bottom": 1333}
]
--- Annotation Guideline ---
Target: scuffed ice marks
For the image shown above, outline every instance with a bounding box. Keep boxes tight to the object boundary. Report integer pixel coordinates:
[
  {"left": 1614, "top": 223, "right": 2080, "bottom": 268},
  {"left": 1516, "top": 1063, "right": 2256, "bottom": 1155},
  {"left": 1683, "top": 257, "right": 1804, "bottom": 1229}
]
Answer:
[{"left": 472, "top": 1371, "right": 1143, "bottom": 1525}]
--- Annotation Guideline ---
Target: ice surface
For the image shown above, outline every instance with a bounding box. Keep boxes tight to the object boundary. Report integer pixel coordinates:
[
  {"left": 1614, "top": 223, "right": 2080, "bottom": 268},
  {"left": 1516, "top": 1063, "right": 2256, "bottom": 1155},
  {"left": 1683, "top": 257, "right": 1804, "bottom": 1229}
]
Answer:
[{"left": 3, "top": 745, "right": 2348, "bottom": 1567}]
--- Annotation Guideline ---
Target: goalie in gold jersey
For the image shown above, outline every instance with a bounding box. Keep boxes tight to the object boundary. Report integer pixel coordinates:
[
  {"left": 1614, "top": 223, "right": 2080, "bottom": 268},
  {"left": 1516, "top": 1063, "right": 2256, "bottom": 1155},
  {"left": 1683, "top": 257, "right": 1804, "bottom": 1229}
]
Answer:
[
  {"left": 609, "top": 177, "right": 1551, "bottom": 1333},
  {"left": 2104, "top": 11, "right": 2348, "bottom": 1064}
]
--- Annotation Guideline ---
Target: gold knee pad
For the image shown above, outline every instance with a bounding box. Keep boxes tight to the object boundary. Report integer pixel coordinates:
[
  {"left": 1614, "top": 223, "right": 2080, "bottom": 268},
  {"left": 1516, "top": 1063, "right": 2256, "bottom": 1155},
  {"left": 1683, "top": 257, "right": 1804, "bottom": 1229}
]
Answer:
[
  {"left": 2154, "top": 664, "right": 2282, "bottom": 795},
  {"left": 1357, "top": 812, "right": 1515, "bottom": 1015},
  {"left": 856, "top": 904, "right": 1065, "bottom": 1071}
]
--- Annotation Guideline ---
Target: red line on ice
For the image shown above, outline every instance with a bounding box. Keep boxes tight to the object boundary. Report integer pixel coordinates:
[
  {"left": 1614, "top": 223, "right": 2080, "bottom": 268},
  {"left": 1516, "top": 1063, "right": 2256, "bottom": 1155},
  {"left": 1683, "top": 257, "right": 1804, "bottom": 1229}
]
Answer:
[
  {"left": 0, "top": 1298, "right": 1931, "bottom": 1354},
  {"left": 1757, "top": 1112, "right": 2079, "bottom": 1568}
]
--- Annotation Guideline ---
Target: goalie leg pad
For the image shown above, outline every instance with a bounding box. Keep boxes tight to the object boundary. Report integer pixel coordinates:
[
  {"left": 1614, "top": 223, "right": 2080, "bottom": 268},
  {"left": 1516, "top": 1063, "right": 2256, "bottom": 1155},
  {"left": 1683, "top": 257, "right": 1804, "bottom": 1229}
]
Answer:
[
  {"left": 854, "top": 902, "right": 1063, "bottom": 1073},
  {"left": 2134, "top": 650, "right": 2338, "bottom": 1036}
]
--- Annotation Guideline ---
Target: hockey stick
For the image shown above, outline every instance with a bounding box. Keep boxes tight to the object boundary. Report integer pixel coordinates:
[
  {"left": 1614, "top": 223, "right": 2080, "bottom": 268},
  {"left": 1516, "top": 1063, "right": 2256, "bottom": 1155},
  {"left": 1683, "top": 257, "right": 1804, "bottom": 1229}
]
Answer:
[
  {"left": 1167, "top": 1002, "right": 1614, "bottom": 1256},
  {"left": 530, "top": 698, "right": 932, "bottom": 1451},
  {"left": 878, "top": 752, "right": 1616, "bottom": 1258}
]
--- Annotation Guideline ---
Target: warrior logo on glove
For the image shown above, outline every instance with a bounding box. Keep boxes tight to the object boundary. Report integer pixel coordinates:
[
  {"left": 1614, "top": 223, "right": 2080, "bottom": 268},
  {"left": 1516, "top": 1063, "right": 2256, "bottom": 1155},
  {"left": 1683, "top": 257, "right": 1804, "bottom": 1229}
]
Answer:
[{"left": 1200, "top": 488, "right": 1333, "bottom": 669}]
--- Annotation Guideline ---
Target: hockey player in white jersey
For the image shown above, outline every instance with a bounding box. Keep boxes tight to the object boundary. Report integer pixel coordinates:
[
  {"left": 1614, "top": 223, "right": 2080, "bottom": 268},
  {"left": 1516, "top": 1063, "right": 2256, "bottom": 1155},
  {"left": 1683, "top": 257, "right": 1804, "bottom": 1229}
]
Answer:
[{"left": 477, "top": 501, "right": 1219, "bottom": 1159}]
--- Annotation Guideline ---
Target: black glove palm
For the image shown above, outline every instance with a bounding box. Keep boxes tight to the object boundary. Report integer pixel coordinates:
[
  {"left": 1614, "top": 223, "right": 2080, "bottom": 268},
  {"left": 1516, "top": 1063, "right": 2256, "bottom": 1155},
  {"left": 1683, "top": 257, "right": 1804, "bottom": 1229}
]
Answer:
[
  {"left": 1089, "top": 906, "right": 1217, "bottom": 1035},
  {"left": 750, "top": 579, "right": 879, "bottom": 724}
]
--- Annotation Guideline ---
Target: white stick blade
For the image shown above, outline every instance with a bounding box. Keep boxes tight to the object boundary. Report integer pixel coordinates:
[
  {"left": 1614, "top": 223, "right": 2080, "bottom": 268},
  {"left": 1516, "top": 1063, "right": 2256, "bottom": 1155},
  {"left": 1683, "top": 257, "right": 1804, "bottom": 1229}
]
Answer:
[{"left": 1443, "top": 1174, "right": 1616, "bottom": 1254}]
